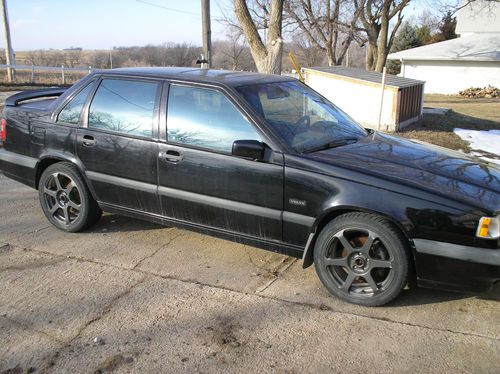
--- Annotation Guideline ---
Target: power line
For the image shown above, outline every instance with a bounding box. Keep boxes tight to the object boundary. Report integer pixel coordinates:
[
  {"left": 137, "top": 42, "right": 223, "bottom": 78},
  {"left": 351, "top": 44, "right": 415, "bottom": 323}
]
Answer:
[{"left": 135, "top": 0, "right": 201, "bottom": 17}]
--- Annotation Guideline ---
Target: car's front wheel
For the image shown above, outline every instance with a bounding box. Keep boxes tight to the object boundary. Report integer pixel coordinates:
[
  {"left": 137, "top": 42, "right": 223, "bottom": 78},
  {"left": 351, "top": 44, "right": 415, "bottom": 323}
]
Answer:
[
  {"left": 314, "top": 212, "right": 410, "bottom": 306},
  {"left": 38, "top": 162, "right": 102, "bottom": 232}
]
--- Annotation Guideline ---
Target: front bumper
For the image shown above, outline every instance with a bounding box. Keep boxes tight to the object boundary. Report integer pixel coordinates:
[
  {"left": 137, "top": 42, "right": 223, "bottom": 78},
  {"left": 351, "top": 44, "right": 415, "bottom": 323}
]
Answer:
[{"left": 413, "top": 239, "right": 500, "bottom": 293}]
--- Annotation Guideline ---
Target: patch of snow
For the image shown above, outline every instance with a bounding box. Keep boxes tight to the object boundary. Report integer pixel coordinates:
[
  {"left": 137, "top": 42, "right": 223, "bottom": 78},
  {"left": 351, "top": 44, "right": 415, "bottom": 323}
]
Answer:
[
  {"left": 469, "top": 152, "right": 500, "bottom": 166},
  {"left": 454, "top": 128, "right": 500, "bottom": 165}
]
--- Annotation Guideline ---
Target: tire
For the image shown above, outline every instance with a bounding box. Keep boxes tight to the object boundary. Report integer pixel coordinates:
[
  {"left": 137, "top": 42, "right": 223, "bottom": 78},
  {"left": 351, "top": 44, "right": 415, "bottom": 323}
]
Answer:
[
  {"left": 38, "top": 162, "right": 102, "bottom": 232},
  {"left": 313, "top": 212, "right": 410, "bottom": 307}
]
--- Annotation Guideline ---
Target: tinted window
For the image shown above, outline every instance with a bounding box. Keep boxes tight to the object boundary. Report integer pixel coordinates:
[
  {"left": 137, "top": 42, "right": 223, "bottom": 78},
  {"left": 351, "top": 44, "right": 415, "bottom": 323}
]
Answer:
[
  {"left": 237, "top": 81, "right": 367, "bottom": 153},
  {"left": 167, "top": 85, "right": 261, "bottom": 152},
  {"left": 57, "top": 83, "right": 93, "bottom": 124},
  {"left": 88, "top": 79, "right": 158, "bottom": 137}
]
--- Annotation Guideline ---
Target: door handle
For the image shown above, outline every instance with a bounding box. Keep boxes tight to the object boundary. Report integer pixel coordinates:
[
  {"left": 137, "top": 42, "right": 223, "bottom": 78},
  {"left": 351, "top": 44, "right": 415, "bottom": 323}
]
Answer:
[
  {"left": 159, "top": 150, "right": 183, "bottom": 163},
  {"left": 82, "top": 135, "right": 96, "bottom": 147}
]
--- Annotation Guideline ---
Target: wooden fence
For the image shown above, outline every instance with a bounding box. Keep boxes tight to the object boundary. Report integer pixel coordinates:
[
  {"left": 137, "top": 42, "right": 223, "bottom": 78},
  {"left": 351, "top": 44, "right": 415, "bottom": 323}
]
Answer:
[{"left": 0, "top": 64, "right": 95, "bottom": 85}]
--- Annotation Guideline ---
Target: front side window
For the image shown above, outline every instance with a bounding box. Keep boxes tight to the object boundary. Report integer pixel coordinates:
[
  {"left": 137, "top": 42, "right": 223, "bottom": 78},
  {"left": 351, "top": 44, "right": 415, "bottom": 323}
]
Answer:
[
  {"left": 237, "top": 81, "right": 368, "bottom": 153},
  {"left": 57, "top": 83, "right": 93, "bottom": 125},
  {"left": 88, "top": 79, "right": 158, "bottom": 137},
  {"left": 167, "top": 85, "right": 261, "bottom": 153}
]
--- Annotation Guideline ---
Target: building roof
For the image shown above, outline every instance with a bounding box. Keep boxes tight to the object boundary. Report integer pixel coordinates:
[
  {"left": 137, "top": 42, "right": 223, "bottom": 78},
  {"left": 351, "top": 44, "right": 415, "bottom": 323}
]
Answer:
[
  {"left": 105, "top": 67, "right": 294, "bottom": 87},
  {"left": 456, "top": 0, "right": 500, "bottom": 35},
  {"left": 387, "top": 33, "right": 500, "bottom": 62},
  {"left": 303, "top": 66, "right": 424, "bottom": 88}
]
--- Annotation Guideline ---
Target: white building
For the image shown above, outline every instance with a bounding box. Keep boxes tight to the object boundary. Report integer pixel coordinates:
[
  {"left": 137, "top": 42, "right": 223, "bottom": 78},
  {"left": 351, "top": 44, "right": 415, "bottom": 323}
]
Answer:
[
  {"left": 303, "top": 67, "right": 424, "bottom": 131},
  {"left": 387, "top": 0, "right": 500, "bottom": 94}
]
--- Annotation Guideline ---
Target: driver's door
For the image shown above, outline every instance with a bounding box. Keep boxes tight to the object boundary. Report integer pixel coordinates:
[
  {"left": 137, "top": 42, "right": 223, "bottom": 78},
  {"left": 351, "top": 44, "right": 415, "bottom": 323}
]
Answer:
[{"left": 158, "top": 83, "right": 283, "bottom": 241}]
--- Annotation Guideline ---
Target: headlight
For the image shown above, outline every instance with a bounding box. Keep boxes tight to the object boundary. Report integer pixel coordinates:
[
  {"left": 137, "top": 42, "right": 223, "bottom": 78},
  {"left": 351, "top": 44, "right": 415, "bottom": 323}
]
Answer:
[{"left": 476, "top": 216, "right": 500, "bottom": 239}]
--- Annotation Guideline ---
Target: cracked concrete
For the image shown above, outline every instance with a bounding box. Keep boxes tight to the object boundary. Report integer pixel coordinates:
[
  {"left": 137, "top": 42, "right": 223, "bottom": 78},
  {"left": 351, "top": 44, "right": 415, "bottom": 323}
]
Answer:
[
  {"left": 0, "top": 172, "right": 499, "bottom": 373},
  {"left": 40, "top": 275, "right": 148, "bottom": 373}
]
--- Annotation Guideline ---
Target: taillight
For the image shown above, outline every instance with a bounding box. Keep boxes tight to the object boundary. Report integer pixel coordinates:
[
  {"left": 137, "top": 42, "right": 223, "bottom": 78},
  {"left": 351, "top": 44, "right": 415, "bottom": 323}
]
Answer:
[{"left": 0, "top": 118, "right": 6, "bottom": 142}]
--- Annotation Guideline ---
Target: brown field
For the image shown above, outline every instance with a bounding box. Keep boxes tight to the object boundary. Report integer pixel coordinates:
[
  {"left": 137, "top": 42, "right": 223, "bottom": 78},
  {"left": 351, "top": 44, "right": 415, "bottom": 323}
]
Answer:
[{"left": 399, "top": 94, "right": 500, "bottom": 152}]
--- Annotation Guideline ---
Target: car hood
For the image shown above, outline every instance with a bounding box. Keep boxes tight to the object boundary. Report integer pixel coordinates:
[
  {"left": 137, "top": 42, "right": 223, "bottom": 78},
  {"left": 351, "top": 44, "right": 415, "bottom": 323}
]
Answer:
[{"left": 306, "top": 132, "right": 500, "bottom": 214}]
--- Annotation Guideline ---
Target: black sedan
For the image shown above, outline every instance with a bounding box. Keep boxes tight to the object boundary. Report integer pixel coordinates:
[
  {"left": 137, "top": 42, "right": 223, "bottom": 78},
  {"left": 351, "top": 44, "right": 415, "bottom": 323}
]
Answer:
[{"left": 0, "top": 67, "right": 498, "bottom": 306}]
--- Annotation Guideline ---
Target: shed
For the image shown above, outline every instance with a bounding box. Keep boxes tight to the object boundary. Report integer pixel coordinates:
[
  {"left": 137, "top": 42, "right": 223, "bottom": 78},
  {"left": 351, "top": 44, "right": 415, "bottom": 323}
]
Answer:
[{"left": 303, "top": 66, "right": 425, "bottom": 131}]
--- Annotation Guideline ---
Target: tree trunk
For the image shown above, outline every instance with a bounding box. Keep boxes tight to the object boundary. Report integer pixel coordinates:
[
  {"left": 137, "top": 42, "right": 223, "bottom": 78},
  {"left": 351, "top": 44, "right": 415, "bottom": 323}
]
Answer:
[
  {"left": 253, "top": 38, "right": 283, "bottom": 74},
  {"left": 366, "top": 43, "right": 377, "bottom": 70},
  {"left": 234, "top": 0, "right": 284, "bottom": 74},
  {"left": 375, "top": 49, "right": 388, "bottom": 72},
  {"left": 326, "top": 45, "right": 335, "bottom": 66},
  {"left": 375, "top": 2, "right": 390, "bottom": 72}
]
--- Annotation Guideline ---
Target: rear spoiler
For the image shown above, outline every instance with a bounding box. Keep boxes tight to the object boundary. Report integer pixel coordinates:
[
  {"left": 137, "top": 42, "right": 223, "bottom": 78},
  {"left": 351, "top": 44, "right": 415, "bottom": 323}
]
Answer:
[{"left": 5, "top": 87, "right": 67, "bottom": 107}]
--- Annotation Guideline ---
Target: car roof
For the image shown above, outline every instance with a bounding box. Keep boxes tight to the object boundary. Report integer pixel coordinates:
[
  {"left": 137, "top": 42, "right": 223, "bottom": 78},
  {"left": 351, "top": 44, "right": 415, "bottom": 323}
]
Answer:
[{"left": 99, "top": 67, "right": 295, "bottom": 87}]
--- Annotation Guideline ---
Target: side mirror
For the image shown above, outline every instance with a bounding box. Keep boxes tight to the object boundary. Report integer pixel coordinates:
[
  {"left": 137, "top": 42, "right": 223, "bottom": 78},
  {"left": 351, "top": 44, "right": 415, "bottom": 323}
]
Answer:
[{"left": 232, "top": 140, "right": 266, "bottom": 161}]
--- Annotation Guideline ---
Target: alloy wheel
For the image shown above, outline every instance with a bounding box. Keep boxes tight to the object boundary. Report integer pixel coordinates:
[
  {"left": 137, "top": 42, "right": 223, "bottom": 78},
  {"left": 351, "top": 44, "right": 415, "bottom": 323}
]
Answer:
[
  {"left": 42, "top": 172, "right": 82, "bottom": 225},
  {"left": 321, "top": 228, "right": 395, "bottom": 298}
]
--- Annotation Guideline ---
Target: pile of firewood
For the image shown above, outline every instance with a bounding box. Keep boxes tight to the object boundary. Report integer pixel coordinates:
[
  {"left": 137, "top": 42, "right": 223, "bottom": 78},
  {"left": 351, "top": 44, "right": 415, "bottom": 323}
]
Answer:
[{"left": 459, "top": 86, "right": 500, "bottom": 98}]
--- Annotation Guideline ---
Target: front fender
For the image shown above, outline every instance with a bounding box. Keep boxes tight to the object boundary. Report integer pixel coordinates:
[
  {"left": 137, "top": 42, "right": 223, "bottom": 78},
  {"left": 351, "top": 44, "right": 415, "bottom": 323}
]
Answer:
[
  {"left": 301, "top": 201, "right": 417, "bottom": 269},
  {"left": 284, "top": 165, "right": 480, "bottom": 269}
]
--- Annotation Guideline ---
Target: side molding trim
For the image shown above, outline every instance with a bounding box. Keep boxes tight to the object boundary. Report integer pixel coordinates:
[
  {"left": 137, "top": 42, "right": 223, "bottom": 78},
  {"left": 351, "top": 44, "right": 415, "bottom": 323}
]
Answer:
[
  {"left": 86, "top": 171, "right": 157, "bottom": 194},
  {"left": 0, "top": 148, "right": 37, "bottom": 169},
  {"left": 159, "top": 185, "right": 282, "bottom": 220},
  {"left": 282, "top": 211, "right": 315, "bottom": 227}
]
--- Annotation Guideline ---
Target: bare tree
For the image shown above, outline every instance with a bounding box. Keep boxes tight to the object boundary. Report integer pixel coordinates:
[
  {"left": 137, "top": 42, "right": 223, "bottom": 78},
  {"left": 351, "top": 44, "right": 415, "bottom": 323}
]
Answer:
[
  {"left": 450, "top": 0, "right": 499, "bottom": 13},
  {"left": 233, "top": 0, "right": 285, "bottom": 74},
  {"left": 354, "top": 0, "right": 411, "bottom": 72},
  {"left": 63, "top": 50, "right": 82, "bottom": 68},
  {"left": 286, "top": 34, "right": 326, "bottom": 68},
  {"left": 212, "top": 31, "right": 256, "bottom": 71},
  {"left": 285, "top": 0, "right": 361, "bottom": 66},
  {"left": 214, "top": 40, "right": 245, "bottom": 69}
]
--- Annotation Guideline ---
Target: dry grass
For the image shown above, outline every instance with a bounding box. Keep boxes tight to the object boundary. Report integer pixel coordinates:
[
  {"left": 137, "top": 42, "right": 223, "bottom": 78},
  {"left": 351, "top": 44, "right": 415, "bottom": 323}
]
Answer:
[{"left": 399, "top": 94, "right": 500, "bottom": 152}]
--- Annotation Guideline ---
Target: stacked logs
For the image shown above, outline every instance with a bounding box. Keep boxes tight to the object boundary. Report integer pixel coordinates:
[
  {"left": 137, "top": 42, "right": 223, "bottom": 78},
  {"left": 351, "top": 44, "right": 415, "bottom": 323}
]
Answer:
[{"left": 459, "top": 86, "right": 500, "bottom": 98}]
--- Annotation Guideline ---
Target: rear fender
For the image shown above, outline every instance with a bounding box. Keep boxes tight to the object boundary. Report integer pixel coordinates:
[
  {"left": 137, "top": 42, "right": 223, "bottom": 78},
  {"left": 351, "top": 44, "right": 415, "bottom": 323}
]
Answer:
[{"left": 36, "top": 152, "right": 98, "bottom": 200}]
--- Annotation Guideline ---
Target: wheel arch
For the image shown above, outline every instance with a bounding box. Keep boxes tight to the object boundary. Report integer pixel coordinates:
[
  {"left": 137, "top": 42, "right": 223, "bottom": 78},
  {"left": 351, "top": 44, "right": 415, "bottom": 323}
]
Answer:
[
  {"left": 302, "top": 205, "right": 416, "bottom": 269},
  {"left": 35, "top": 153, "right": 98, "bottom": 201}
]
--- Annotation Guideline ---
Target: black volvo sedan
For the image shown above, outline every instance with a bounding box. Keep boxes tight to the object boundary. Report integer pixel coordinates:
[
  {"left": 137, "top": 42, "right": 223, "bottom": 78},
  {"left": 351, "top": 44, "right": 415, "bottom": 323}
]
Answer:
[{"left": 0, "top": 67, "right": 498, "bottom": 306}]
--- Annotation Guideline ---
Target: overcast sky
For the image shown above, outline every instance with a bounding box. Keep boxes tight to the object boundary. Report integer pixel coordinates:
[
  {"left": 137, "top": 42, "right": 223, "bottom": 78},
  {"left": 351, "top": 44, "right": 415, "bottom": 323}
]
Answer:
[{"left": 1, "top": 0, "right": 455, "bottom": 51}]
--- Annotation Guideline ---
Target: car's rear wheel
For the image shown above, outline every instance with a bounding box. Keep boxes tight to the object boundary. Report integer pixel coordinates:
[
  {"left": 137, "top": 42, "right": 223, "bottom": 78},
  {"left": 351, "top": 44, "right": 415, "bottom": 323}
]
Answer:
[
  {"left": 314, "top": 212, "right": 410, "bottom": 306},
  {"left": 38, "top": 162, "right": 102, "bottom": 232}
]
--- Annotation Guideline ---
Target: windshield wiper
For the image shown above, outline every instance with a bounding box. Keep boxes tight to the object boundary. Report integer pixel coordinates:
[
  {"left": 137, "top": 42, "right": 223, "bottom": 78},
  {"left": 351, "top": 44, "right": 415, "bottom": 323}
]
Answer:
[{"left": 302, "top": 137, "right": 359, "bottom": 154}]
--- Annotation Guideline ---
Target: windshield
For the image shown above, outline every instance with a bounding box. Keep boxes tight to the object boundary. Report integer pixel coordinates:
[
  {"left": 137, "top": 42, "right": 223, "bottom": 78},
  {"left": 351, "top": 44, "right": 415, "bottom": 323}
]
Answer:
[{"left": 236, "top": 81, "right": 368, "bottom": 153}]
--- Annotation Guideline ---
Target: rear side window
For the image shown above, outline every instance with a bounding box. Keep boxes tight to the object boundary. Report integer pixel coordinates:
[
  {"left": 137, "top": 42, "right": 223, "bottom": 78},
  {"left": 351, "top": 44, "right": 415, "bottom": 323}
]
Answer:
[
  {"left": 167, "top": 85, "right": 261, "bottom": 152},
  {"left": 88, "top": 79, "right": 159, "bottom": 138},
  {"left": 57, "top": 83, "right": 93, "bottom": 125}
]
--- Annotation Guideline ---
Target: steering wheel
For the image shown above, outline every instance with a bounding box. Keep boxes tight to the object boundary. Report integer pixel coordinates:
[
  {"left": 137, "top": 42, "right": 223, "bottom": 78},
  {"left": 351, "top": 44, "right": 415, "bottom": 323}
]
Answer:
[{"left": 295, "top": 115, "right": 311, "bottom": 128}]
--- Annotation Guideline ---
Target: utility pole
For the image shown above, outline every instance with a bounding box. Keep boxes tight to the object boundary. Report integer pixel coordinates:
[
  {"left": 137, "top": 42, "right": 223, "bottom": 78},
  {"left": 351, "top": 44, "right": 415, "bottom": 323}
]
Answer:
[
  {"left": 1, "top": 0, "right": 15, "bottom": 82},
  {"left": 201, "top": 0, "right": 211, "bottom": 68}
]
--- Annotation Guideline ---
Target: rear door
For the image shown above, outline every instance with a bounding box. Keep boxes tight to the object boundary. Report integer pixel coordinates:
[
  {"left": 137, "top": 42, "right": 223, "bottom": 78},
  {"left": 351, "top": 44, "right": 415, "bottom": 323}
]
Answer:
[
  {"left": 158, "top": 82, "right": 284, "bottom": 240},
  {"left": 76, "top": 77, "right": 162, "bottom": 214}
]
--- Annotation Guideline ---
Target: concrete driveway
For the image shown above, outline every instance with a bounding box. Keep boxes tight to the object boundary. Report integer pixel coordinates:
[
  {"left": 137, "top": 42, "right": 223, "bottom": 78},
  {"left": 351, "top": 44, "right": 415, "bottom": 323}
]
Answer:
[{"left": 0, "top": 172, "right": 499, "bottom": 373}]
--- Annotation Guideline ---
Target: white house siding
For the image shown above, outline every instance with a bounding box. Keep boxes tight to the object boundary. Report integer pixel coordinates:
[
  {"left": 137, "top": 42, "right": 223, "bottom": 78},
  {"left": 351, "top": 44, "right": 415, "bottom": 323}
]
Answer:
[{"left": 401, "top": 60, "right": 500, "bottom": 94}]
